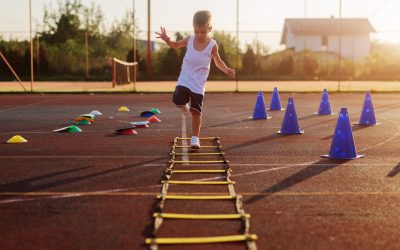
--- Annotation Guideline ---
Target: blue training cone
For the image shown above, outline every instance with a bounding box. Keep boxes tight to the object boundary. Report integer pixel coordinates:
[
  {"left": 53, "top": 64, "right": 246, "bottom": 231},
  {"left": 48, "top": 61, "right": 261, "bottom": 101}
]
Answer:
[
  {"left": 277, "top": 97, "right": 304, "bottom": 134},
  {"left": 251, "top": 91, "right": 271, "bottom": 120},
  {"left": 315, "top": 89, "right": 334, "bottom": 115},
  {"left": 268, "top": 87, "right": 284, "bottom": 111},
  {"left": 322, "top": 108, "right": 364, "bottom": 159},
  {"left": 356, "top": 92, "right": 380, "bottom": 126}
]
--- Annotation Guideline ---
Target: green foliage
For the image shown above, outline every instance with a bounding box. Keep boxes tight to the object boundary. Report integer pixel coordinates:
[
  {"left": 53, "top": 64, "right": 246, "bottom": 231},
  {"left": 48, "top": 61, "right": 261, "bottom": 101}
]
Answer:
[
  {"left": 212, "top": 31, "right": 238, "bottom": 68},
  {"left": 293, "top": 50, "right": 319, "bottom": 77},
  {"left": 0, "top": 40, "right": 29, "bottom": 80},
  {"left": 2, "top": 1, "right": 400, "bottom": 81},
  {"left": 360, "top": 42, "right": 400, "bottom": 80},
  {"left": 242, "top": 46, "right": 257, "bottom": 75},
  {"left": 160, "top": 48, "right": 181, "bottom": 76},
  {"left": 210, "top": 43, "right": 227, "bottom": 76}
]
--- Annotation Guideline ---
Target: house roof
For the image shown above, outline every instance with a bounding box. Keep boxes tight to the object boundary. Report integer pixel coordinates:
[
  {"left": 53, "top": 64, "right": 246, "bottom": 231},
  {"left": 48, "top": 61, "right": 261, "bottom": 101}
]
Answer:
[{"left": 280, "top": 18, "right": 376, "bottom": 44}]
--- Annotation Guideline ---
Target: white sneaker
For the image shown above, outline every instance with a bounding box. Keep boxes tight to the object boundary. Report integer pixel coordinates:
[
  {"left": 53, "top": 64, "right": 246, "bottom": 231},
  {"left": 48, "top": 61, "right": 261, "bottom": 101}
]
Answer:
[{"left": 190, "top": 136, "right": 201, "bottom": 149}]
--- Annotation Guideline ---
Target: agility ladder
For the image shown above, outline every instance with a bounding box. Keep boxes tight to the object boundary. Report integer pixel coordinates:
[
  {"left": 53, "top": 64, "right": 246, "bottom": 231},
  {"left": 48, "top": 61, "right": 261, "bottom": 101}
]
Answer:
[{"left": 145, "top": 137, "right": 258, "bottom": 250}]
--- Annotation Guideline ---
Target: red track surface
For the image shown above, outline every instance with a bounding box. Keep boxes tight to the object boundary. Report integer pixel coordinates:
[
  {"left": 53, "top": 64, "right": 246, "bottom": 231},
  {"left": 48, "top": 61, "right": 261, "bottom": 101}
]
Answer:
[{"left": 1, "top": 93, "right": 400, "bottom": 250}]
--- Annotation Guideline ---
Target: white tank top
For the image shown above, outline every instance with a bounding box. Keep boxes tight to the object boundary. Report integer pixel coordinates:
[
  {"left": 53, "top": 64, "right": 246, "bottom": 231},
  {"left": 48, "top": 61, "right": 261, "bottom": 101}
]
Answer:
[{"left": 177, "top": 35, "right": 216, "bottom": 95}]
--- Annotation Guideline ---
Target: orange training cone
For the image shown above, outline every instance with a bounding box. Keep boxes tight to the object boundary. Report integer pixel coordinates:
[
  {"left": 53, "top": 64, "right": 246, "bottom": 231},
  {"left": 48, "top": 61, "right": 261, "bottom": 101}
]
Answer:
[{"left": 148, "top": 116, "right": 161, "bottom": 123}]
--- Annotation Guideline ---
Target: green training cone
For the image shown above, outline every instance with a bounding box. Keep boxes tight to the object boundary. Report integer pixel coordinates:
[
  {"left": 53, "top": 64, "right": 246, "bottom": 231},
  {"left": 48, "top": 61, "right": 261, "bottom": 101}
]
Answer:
[
  {"left": 67, "top": 125, "right": 82, "bottom": 133},
  {"left": 53, "top": 125, "right": 82, "bottom": 133},
  {"left": 7, "top": 135, "right": 28, "bottom": 143},
  {"left": 150, "top": 108, "right": 161, "bottom": 114}
]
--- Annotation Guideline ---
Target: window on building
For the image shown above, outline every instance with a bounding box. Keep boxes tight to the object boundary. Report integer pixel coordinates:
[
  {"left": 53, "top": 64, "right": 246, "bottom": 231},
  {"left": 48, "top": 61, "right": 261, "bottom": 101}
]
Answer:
[
  {"left": 321, "top": 36, "right": 328, "bottom": 51},
  {"left": 321, "top": 36, "right": 328, "bottom": 46}
]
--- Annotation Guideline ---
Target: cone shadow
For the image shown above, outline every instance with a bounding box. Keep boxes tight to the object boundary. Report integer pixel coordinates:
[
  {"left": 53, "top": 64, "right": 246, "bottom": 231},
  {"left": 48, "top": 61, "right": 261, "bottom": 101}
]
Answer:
[
  {"left": 322, "top": 124, "right": 371, "bottom": 141},
  {"left": 245, "top": 159, "right": 349, "bottom": 205},
  {"left": 206, "top": 118, "right": 255, "bottom": 128},
  {"left": 0, "top": 157, "right": 166, "bottom": 195},
  {"left": 298, "top": 114, "right": 320, "bottom": 121},
  {"left": 226, "top": 134, "right": 283, "bottom": 151},
  {"left": 387, "top": 163, "right": 400, "bottom": 177}
]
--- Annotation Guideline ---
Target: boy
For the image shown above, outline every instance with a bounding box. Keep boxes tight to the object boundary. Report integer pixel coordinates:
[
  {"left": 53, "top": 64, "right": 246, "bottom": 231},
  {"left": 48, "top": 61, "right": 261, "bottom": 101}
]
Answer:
[{"left": 156, "top": 10, "right": 235, "bottom": 149}]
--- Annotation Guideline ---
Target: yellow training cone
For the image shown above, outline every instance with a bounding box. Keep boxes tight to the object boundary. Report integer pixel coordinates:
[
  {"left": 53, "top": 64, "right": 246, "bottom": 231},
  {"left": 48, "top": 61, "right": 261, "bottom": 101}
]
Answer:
[
  {"left": 118, "top": 106, "right": 130, "bottom": 112},
  {"left": 7, "top": 135, "right": 28, "bottom": 143}
]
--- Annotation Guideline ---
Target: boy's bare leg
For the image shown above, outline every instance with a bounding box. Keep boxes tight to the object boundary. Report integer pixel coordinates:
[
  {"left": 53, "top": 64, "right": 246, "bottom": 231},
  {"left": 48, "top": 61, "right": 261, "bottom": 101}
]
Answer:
[
  {"left": 177, "top": 103, "right": 190, "bottom": 115},
  {"left": 191, "top": 110, "right": 202, "bottom": 137}
]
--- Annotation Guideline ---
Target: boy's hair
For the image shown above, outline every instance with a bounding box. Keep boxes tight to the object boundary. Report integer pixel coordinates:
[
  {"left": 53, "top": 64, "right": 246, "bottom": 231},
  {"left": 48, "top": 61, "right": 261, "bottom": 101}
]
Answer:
[{"left": 193, "top": 10, "right": 212, "bottom": 26}]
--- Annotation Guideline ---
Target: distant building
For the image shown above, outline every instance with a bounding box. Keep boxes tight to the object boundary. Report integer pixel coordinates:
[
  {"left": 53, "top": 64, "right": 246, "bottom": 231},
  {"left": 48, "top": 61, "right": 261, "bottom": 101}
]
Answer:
[{"left": 280, "top": 18, "right": 376, "bottom": 60}]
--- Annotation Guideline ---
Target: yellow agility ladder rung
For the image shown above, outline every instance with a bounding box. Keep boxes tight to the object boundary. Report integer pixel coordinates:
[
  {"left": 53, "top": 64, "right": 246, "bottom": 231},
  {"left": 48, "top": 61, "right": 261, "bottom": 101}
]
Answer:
[
  {"left": 153, "top": 212, "right": 250, "bottom": 220},
  {"left": 177, "top": 137, "right": 219, "bottom": 140},
  {"left": 174, "top": 145, "right": 221, "bottom": 148},
  {"left": 161, "top": 180, "right": 235, "bottom": 185},
  {"left": 172, "top": 152, "right": 225, "bottom": 156},
  {"left": 145, "top": 234, "right": 258, "bottom": 245},
  {"left": 171, "top": 170, "right": 228, "bottom": 174},
  {"left": 169, "top": 160, "right": 228, "bottom": 164},
  {"left": 157, "top": 194, "right": 236, "bottom": 200}
]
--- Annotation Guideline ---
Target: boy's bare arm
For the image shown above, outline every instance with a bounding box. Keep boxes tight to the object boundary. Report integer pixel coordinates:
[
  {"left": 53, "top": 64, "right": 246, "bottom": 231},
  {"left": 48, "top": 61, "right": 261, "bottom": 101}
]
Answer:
[
  {"left": 155, "top": 27, "right": 188, "bottom": 49},
  {"left": 212, "top": 44, "right": 235, "bottom": 78}
]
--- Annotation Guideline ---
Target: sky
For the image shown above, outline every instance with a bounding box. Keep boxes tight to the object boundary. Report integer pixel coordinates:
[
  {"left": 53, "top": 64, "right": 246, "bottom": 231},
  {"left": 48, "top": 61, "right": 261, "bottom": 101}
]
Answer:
[{"left": 1, "top": 0, "right": 399, "bottom": 51}]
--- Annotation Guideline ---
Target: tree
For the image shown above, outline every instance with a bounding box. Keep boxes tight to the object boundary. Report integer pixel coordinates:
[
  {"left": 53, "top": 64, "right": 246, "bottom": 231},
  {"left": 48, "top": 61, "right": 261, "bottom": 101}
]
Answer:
[
  {"left": 278, "top": 55, "right": 293, "bottom": 75},
  {"left": 159, "top": 48, "right": 180, "bottom": 76},
  {"left": 156, "top": 32, "right": 186, "bottom": 78},
  {"left": 42, "top": 0, "right": 85, "bottom": 43},
  {"left": 175, "top": 32, "right": 187, "bottom": 64},
  {"left": 242, "top": 46, "right": 257, "bottom": 75},
  {"left": 293, "top": 51, "right": 319, "bottom": 78},
  {"left": 209, "top": 43, "right": 228, "bottom": 77},
  {"left": 38, "top": 45, "right": 49, "bottom": 75},
  {"left": 212, "top": 31, "right": 238, "bottom": 68}
]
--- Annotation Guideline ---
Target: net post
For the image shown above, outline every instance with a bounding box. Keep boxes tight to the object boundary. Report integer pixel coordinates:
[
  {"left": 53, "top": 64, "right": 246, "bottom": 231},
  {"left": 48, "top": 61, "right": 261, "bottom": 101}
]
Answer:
[
  {"left": 112, "top": 58, "right": 116, "bottom": 88},
  {"left": 112, "top": 58, "right": 137, "bottom": 88},
  {"left": 134, "top": 62, "right": 138, "bottom": 92},
  {"left": 127, "top": 63, "right": 131, "bottom": 83}
]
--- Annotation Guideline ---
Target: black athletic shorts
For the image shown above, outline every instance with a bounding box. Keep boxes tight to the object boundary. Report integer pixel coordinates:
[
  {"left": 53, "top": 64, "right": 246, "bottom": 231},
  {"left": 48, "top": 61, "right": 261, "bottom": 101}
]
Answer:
[{"left": 172, "top": 85, "right": 204, "bottom": 114}]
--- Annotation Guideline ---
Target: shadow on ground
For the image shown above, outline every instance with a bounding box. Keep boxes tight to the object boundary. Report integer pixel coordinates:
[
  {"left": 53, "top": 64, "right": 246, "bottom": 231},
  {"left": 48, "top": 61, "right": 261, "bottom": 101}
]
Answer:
[{"left": 245, "top": 158, "right": 349, "bottom": 205}]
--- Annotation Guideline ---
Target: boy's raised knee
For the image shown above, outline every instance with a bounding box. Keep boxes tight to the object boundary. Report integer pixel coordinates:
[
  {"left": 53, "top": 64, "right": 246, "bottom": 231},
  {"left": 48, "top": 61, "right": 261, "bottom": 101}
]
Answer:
[{"left": 176, "top": 104, "right": 190, "bottom": 115}]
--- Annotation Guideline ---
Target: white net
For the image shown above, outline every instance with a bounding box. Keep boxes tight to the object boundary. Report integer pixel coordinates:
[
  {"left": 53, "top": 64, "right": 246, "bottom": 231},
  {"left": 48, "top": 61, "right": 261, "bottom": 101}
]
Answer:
[{"left": 112, "top": 58, "right": 138, "bottom": 87}]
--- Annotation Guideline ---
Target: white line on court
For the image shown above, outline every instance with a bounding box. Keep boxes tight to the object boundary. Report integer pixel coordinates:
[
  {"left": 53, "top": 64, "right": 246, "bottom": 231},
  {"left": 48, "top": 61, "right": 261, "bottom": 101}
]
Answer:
[
  {"left": 224, "top": 107, "right": 243, "bottom": 123},
  {"left": 359, "top": 116, "right": 400, "bottom": 152},
  {"left": 143, "top": 162, "right": 400, "bottom": 167},
  {"left": 0, "top": 157, "right": 396, "bottom": 205},
  {"left": 142, "top": 161, "right": 400, "bottom": 182},
  {"left": 2, "top": 114, "right": 399, "bottom": 205},
  {"left": 0, "top": 156, "right": 167, "bottom": 159},
  {"left": 193, "top": 160, "right": 319, "bottom": 182},
  {"left": 3, "top": 189, "right": 400, "bottom": 205},
  {"left": 0, "top": 99, "right": 58, "bottom": 113},
  {"left": 0, "top": 188, "right": 141, "bottom": 204}
]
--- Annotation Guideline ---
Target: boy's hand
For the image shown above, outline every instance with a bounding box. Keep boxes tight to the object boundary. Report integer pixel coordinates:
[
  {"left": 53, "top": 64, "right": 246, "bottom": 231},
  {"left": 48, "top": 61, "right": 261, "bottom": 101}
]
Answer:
[
  {"left": 155, "top": 27, "right": 170, "bottom": 42},
  {"left": 226, "top": 68, "right": 235, "bottom": 78}
]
